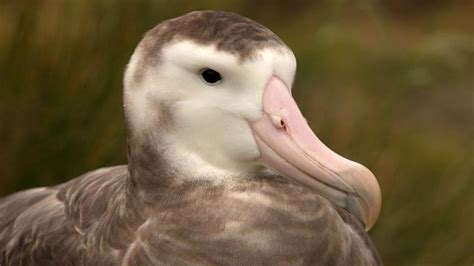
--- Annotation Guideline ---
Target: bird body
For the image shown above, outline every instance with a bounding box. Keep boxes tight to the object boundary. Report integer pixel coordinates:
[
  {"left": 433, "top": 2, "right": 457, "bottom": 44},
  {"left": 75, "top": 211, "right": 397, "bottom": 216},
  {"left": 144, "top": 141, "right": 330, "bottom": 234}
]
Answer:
[
  {"left": 0, "top": 11, "right": 382, "bottom": 265},
  {"left": 0, "top": 166, "right": 380, "bottom": 265}
]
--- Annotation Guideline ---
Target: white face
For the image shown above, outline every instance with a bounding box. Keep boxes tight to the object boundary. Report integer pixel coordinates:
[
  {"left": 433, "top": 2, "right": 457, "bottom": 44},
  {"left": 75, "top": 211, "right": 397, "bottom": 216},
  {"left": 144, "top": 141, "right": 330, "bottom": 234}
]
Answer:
[{"left": 124, "top": 40, "right": 297, "bottom": 178}]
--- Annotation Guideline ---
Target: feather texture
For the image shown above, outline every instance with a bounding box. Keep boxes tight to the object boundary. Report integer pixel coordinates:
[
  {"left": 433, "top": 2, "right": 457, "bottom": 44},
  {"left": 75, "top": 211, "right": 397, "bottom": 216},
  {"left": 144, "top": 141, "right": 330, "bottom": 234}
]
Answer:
[{"left": 0, "top": 166, "right": 381, "bottom": 265}]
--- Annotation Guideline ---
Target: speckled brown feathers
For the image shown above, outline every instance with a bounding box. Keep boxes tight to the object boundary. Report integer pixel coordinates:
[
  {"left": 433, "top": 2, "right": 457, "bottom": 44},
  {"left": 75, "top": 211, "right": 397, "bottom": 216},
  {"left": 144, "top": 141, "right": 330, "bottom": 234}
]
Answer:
[
  {"left": 143, "top": 10, "right": 284, "bottom": 61},
  {"left": 1, "top": 166, "right": 380, "bottom": 265}
]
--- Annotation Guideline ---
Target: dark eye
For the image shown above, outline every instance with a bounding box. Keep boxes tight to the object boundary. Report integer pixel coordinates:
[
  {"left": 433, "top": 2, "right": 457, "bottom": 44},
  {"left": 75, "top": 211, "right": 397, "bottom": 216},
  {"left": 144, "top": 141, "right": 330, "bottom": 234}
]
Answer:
[{"left": 200, "top": 68, "right": 222, "bottom": 85}]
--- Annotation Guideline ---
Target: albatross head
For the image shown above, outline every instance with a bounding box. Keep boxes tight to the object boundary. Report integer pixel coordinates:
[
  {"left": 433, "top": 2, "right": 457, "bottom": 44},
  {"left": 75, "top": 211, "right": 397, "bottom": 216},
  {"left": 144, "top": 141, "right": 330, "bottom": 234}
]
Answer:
[{"left": 123, "top": 11, "right": 381, "bottom": 230}]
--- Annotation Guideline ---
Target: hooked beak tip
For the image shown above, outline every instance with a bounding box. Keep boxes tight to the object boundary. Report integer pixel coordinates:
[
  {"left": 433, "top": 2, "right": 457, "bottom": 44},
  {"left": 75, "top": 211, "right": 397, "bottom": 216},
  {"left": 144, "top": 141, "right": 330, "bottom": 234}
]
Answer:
[{"left": 342, "top": 164, "right": 382, "bottom": 230}]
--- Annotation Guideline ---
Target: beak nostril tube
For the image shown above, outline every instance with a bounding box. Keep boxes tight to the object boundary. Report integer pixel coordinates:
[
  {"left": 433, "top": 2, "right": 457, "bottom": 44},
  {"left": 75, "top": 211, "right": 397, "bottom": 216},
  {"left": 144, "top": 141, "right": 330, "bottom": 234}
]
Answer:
[{"left": 270, "top": 114, "right": 285, "bottom": 129}]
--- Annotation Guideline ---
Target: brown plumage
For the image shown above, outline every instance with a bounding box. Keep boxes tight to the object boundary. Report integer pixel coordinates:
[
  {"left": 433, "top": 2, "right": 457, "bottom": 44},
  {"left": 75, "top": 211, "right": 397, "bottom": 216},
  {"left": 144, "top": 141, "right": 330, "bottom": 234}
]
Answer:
[
  {"left": 0, "top": 11, "right": 382, "bottom": 265},
  {"left": 0, "top": 166, "right": 381, "bottom": 265}
]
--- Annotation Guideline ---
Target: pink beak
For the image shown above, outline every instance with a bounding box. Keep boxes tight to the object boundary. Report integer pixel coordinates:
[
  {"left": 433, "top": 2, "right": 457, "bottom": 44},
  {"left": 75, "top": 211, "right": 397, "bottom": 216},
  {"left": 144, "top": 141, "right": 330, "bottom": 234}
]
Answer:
[{"left": 251, "top": 77, "right": 381, "bottom": 230}]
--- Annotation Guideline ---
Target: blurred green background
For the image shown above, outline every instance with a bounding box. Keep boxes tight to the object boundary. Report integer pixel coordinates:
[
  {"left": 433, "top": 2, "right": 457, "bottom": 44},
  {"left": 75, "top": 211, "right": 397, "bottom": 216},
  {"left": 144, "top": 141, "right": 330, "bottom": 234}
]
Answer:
[{"left": 0, "top": 0, "right": 472, "bottom": 264}]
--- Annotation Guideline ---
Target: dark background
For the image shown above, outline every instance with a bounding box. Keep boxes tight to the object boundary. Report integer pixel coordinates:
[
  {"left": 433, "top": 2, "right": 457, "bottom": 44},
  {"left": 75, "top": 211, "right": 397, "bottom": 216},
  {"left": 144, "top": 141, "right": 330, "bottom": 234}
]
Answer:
[{"left": 1, "top": 1, "right": 472, "bottom": 264}]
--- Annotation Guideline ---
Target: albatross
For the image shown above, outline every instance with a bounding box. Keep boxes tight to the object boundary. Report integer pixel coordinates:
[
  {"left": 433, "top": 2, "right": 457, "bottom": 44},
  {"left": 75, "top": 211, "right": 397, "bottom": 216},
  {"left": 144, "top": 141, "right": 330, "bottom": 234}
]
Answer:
[{"left": 0, "top": 11, "right": 382, "bottom": 265}]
